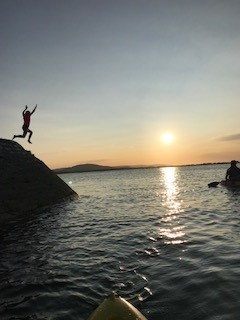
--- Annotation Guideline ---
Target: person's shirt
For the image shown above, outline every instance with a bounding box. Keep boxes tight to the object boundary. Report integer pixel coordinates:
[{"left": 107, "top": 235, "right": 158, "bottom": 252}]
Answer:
[
  {"left": 23, "top": 112, "right": 31, "bottom": 127},
  {"left": 226, "top": 166, "right": 240, "bottom": 179}
]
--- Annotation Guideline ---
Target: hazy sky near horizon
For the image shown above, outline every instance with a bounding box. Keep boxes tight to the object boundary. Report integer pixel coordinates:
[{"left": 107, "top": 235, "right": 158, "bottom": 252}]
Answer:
[{"left": 1, "top": 0, "right": 240, "bottom": 169}]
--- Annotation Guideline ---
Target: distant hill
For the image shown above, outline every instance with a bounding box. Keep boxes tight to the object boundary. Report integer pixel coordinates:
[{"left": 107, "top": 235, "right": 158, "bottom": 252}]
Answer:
[
  {"left": 53, "top": 163, "right": 157, "bottom": 174},
  {"left": 53, "top": 161, "right": 229, "bottom": 174},
  {"left": 54, "top": 163, "right": 114, "bottom": 174}
]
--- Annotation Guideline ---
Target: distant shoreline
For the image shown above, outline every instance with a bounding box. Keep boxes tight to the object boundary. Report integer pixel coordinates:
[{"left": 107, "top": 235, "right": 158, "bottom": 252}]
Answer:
[{"left": 53, "top": 162, "right": 228, "bottom": 174}]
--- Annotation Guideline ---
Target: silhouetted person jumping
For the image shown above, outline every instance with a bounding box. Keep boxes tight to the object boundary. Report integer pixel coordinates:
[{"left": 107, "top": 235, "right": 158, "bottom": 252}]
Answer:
[{"left": 13, "top": 104, "right": 37, "bottom": 144}]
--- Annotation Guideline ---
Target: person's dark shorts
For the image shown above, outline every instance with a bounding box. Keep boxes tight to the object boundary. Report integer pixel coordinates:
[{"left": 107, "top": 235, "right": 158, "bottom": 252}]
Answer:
[{"left": 22, "top": 124, "right": 29, "bottom": 133}]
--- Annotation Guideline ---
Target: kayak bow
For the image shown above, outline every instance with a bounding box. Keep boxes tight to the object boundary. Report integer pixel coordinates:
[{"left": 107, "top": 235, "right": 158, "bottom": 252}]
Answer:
[{"left": 87, "top": 292, "right": 148, "bottom": 320}]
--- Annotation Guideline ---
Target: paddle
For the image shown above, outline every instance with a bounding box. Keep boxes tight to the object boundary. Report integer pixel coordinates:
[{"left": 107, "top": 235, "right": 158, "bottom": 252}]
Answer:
[{"left": 208, "top": 181, "right": 221, "bottom": 188}]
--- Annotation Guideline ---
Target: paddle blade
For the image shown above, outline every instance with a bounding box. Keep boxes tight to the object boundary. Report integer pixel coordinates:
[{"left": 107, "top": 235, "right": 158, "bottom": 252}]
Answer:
[{"left": 208, "top": 181, "right": 220, "bottom": 188}]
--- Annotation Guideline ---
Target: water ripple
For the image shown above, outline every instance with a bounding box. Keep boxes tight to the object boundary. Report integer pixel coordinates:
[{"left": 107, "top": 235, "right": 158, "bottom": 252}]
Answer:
[{"left": 1, "top": 166, "right": 240, "bottom": 319}]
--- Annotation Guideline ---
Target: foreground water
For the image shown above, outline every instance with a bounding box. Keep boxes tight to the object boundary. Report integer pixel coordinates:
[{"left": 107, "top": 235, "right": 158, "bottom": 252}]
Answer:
[{"left": 0, "top": 164, "right": 240, "bottom": 319}]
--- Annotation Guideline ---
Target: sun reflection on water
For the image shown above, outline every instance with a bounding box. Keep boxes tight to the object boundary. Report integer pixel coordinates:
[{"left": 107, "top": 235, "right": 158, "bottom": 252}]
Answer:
[
  {"left": 161, "top": 167, "right": 181, "bottom": 213},
  {"left": 158, "top": 167, "right": 186, "bottom": 244}
]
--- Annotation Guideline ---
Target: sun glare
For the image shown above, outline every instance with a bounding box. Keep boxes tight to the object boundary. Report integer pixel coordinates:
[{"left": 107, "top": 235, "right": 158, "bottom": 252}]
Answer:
[{"left": 161, "top": 132, "right": 174, "bottom": 144}]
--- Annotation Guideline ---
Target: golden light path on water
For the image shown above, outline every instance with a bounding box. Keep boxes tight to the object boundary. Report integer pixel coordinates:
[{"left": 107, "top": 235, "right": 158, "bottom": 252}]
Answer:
[{"left": 158, "top": 167, "right": 186, "bottom": 245}]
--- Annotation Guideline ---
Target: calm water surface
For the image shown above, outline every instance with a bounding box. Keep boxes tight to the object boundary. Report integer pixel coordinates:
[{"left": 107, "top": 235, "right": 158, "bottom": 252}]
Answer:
[{"left": 0, "top": 165, "right": 240, "bottom": 319}]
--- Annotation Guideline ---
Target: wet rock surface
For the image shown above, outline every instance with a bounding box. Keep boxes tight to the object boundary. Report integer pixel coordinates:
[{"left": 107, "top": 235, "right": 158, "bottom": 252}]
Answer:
[{"left": 0, "top": 139, "right": 78, "bottom": 223}]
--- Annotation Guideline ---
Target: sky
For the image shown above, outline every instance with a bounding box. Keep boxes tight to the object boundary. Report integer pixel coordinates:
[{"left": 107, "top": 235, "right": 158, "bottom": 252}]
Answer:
[{"left": 1, "top": 0, "right": 240, "bottom": 169}]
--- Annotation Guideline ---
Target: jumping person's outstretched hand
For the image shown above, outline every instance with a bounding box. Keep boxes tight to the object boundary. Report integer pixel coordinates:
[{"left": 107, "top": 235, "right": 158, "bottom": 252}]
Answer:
[
  {"left": 22, "top": 105, "right": 28, "bottom": 115},
  {"left": 31, "top": 104, "right": 37, "bottom": 115}
]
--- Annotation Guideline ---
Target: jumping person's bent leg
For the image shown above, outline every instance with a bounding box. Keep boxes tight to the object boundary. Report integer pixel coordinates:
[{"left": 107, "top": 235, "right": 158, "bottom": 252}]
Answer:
[
  {"left": 13, "top": 125, "right": 29, "bottom": 141},
  {"left": 13, "top": 131, "right": 27, "bottom": 139},
  {"left": 28, "top": 130, "right": 33, "bottom": 143}
]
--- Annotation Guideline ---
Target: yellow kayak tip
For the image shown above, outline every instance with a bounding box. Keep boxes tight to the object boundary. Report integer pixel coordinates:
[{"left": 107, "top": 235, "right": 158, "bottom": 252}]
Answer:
[{"left": 87, "top": 292, "right": 148, "bottom": 320}]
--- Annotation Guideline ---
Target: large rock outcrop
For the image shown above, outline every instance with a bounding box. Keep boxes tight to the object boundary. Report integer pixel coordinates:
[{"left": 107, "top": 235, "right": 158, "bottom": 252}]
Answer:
[{"left": 0, "top": 139, "right": 78, "bottom": 223}]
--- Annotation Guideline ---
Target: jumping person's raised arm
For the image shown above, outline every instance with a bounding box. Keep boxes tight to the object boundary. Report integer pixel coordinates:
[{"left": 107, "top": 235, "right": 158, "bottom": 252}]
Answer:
[
  {"left": 22, "top": 105, "right": 28, "bottom": 116},
  {"left": 31, "top": 104, "right": 37, "bottom": 115}
]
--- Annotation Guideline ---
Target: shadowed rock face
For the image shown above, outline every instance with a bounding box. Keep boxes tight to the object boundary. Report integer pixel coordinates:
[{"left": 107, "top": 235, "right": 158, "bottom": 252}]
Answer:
[{"left": 0, "top": 139, "right": 78, "bottom": 222}]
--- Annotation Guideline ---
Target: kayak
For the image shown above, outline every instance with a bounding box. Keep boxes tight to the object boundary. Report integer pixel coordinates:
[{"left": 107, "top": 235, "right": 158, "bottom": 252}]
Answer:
[
  {"left": 220, "top": 180, "right": 240, "bottom": 188},
  {"left": 208, "top": 180, "right": 240, "bottom": 188},
  {"left": 87, "top": 292, "right": 148, "bottom": 320}
]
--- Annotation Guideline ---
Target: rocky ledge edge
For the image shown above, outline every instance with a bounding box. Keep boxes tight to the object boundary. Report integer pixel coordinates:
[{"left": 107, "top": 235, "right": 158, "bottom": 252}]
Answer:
[{"left": 0, "top": 139, "right": 78, "bottom": 224}]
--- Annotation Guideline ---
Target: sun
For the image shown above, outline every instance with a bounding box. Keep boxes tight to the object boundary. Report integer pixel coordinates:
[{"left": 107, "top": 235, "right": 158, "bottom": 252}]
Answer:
[{"left": 161, "top": 132, "right": 174, "bottom": 144}]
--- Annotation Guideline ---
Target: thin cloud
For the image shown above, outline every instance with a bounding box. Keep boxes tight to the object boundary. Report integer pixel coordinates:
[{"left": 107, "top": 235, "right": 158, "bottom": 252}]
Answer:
[{"left": 216, "top": 133, "right": 240, "bottom": 142}]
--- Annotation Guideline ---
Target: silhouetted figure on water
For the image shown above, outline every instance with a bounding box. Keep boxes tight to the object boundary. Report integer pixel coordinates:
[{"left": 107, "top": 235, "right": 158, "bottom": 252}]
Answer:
[
  {"left": 13, "top": 104, "right": 37, "bottom": 144},
  {"left": 225, "top": 160, "right": 240, "bottom": 181}
]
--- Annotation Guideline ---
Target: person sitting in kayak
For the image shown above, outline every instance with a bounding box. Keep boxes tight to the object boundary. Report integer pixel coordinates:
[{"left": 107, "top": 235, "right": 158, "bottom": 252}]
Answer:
[
  {"left": 225, "top": 160, "right": 240, "bottom": 180},
  {"left": 13, "top": 104, "right": 37, "bottom": 144}
]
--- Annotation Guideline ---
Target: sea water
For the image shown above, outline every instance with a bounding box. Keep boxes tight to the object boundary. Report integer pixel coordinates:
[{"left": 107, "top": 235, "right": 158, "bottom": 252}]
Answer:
[{"left": 0, "top": 164, "right": 240, "bottom": 320}]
